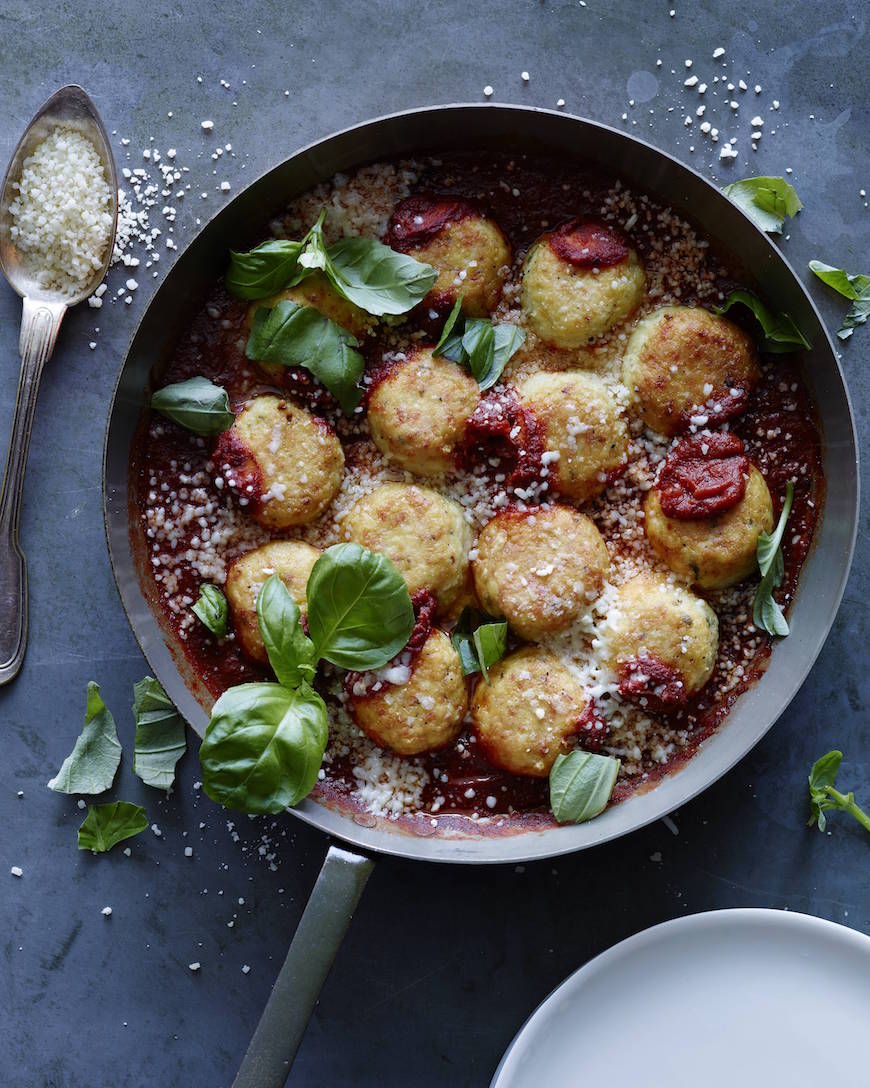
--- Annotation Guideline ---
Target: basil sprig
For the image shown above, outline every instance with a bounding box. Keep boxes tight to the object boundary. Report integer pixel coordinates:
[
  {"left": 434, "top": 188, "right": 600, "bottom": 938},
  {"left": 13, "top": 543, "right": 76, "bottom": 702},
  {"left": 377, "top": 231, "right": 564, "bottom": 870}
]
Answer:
[
  {"left": 226, "top": 208, "right": 437, "bottom": 316},
  {"left": 78, "top": 801, "right": 149, "bottom": 853},
  {"left": 200, "top": 546, "right": 414, "bottom": 814},
  {"left": 434, "top": 298, "right": 526, "bottom": 390},
  {"left": 753, "top": 480, "right": 794, "bottom": 637},
  {"left": 192, "top": 584, "right": 228, "bottom": 637},
  {"left": 47, "top": 682, "right": 122, "bottom": 795},
  {"left": 807, "top": 751, "right": 870, "bottom": 835},
  {"left": 451, "top": 608, "right": 508, "bottom": 681},
  {"left": 132, "top": 677, "right": 187, "bottom": 792},
  {"left": 721, "top": 176, "right": 802, "bottom": 235},
  {"left": 549, "top": 750, "right": 621, "bottom": 824},
  {"left": 151, "top": 376, "right": 235, "bottom": 437},
  {"left": 808, "top": 260, "right": 870, "bottom": 341},
  {"left": 716, "top": 290, "right": 811, "bottom": 353},
  {"left": 245, "top": 300, "right": 365, "bottom": 414}
]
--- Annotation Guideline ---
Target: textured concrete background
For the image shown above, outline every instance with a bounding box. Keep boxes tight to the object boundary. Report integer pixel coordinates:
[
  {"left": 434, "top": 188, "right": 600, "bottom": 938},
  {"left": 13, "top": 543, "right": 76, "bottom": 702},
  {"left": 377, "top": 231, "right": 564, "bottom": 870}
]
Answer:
[{"left": 0, "top": 2, "right": 868, "bottom": 1086}]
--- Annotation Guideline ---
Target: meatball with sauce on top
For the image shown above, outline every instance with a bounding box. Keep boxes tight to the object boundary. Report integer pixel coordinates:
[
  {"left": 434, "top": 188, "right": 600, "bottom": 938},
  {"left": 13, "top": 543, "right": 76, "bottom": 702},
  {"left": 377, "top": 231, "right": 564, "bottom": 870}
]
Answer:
[
  {"left": 367, "top": 346, "right": 480, "bottom": 476},
  {"left": 472, "top": 504, "right": 610, "bottom": 641},
  {"left": 213, "top": 394, "right": 344, "bottom": 530},
  {"left": 225, "top": 541, "right": 320, "bottom": 666},
  {"left": 387, "top": 195, "right": 511, "bottom": 317},
  {"left": 520, "top": 217, "right": 646, "bottom": 347},
  {"left": 621, "top": 305, "right": 760, "bottom": 437}
]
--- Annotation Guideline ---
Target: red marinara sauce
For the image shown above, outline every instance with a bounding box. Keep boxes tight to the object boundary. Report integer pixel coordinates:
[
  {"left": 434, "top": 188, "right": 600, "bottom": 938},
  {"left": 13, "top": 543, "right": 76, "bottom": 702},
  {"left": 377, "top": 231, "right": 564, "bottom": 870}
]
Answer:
[
  {"left": 459, "top": 388, "right": 544, "bottom": 490},
  {"left": 386, "top": 194, "right": 477, "bottom": 250},
  {"left": 658, "top": 433, "right": 750, "bottom": 520},
  {"left": 549, "top": 216, "right": 630, "bottom": 268}
]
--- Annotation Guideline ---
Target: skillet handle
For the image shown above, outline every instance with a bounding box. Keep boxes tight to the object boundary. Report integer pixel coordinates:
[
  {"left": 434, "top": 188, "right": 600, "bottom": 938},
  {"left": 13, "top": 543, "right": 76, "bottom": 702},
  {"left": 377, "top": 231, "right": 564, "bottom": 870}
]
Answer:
[{"left": 232, "top": 844, "right": 375, "bottom": 1088}]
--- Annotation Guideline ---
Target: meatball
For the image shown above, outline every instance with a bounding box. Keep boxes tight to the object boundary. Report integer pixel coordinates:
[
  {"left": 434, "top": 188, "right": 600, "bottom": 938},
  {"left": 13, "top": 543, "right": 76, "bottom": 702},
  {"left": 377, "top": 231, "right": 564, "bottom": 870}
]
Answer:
[
  {"left": 367, "top": 346, "right": 480, "bottom": 475},
  {"left": 518, "top": 371, "right": 629, "bottom": 502},
  {"left": 645, "top": 465, "right": 774, "bottom": 589},
  {"left": 342, "top": 483, "right": 472, "bottom": 609},
  {"left": 215, "top": 394, "right": 344, "bottom": 530},
  {"left": 602, "top": 573, "right": 718, "bottom": 702},
  {"left": 520, "top": 218, "right": 646, "bottom": 347},
  {"left": 621, "top": 306, "right": 760, "bottom": 437},
  {"left": 225, "top": 541, "right": 321, "bottom": 665},
  {"left": 348, "top": 629, "right": 468, "bottom": 756},
  {"left": 471, "top": 647, "right": 589, "bottom": 777},
  {"left": 387, "top": 196, "right": 511, "bottom": 316},
  {"left": 472, "top": 504, "right": 610, "bottom": 640}
]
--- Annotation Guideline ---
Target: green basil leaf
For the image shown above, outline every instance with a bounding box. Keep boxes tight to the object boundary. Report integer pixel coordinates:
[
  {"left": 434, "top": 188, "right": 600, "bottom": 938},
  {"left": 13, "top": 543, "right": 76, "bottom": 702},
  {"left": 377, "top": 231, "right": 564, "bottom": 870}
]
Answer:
[
  {"left": 47, "top": 682, "right": 122, "bottom": 795},
  {"left": 472, "top": 623, "right": 508, "bottom": 682},
  {"left": 226, "top": 239, "right": 304, "bottom": 300},
  {"left": 200, "top": 681, "right": 328, "bottom": 813},
  {"left": 245, "top": 300, "right": 364, "bottom": 414},
  {"left": 757, "top": 481, "right": 794, "bottom": 578},
  {"left": 808, "top": 749, "right": 842, "bottom": 794},
  {"left": 484, "top": 324, "right": 526, "bottom": 390},
  {"left": 306, "top": 542, "right": 415, "bottom": 670},
  {"left": 716, "top": 290, "right": 811, "bottom": 353},
  {"left": 132, "top": 676, "right": 187, "bottom": 792},
  {"left": 451, "top": 607, "right": 508, "bottom": 680},
  {"left": 721, "top": 176, "right": 802, "bottom": 234},
  {"left": 753, "top": 481, "right": 794, "bottom": 637},
  {"left": 78, "top": 801, "right": 149, "bottom": 853},
  {"left": 462, "top": 319, "right": 496, "bottom": 382},
  {"left": 549, "top": 751, "right": 621, "bottom": 824},
  {"left": 191, "top": 584, "right": 228, "bottom": 637},
  {"left": 752, "top": 576, "right": 789, "bottom": 637},
  {"left": 809, "top": 260, "right": 870, "bottom": 342},
  {"left": 436, "top": 332, "right": 467, "bottom": 363},
  {"left": 433, "top": 296, "right": 464, "bottom": 355},
  {"left": 151, "top": 377, "right": 235, "bottom": 437},
  {"left": 256, "top": 573, "right": 317, "bottom": 688},
  {"left": 323, "top": 236, "right": 438, "bottom": 316},
  {"left": 436, "top": 313, "right": 526, "bottom": 388}
]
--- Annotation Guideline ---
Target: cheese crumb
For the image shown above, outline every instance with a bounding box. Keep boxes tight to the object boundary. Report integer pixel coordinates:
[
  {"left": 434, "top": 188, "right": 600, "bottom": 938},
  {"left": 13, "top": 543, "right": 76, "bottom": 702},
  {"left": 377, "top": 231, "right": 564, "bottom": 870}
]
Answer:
[
  {"left": 10, "top": 866, "right": 23, "bottom": 878},
  {"left": 101, "top": 906, "right": 113, "bottom": 917},
  {"left": 200, "top": 120, "right": 214, "bottom": 131},
  {"left": 188, "top": 962, "right": 201, "bottom": 972}
]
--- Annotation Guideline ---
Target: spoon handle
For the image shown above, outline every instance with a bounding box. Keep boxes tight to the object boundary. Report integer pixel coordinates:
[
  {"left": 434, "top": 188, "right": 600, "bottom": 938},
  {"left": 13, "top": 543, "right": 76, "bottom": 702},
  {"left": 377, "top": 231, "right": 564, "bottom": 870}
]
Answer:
[{"left": 0, "top": 297, "right": 66, "bottom": 686}]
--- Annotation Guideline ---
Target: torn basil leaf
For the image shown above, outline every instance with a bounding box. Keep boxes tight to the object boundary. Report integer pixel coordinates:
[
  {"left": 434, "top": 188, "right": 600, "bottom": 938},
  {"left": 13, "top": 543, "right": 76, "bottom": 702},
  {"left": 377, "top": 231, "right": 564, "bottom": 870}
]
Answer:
[
  {"left": 78, "top": 801, "right": 149, "bottom": 853},
  {"left": 434, "top": 313, "right": 526, "bottom": 390},
  {"left": 245, "top": 300, "right": 364, "bottom": 414},
  {"left": 451, "top": 608, "right": 508, "bottom": 681},
  {"left": 434, "top": 296, "right": 463, "bottom": 356},
  {"left": 191, "top": 584, "right": 228, "bottom": 637},
  {"left": 256, "top": 574, "right": 317, "bottom": 689},
  {"left": 809, "top": 260, "right": 870, "bottom": 341},
  {"left": 323, "top": 236, "right": 437, "bottom": 316},
  {"left": 47, "top": 682, "right": 122, "bottom": 795},
  {"left": 716, "top": 290, "right": 810, "bottom": 353},
  {"left": 549, "top": 751, "right": 621, "bottom": 824},
  {"left": 807, "top": 750, "right": 870, "bottom": 835},
  {"left": 721, "top": 176, "right": 802, "bottom": 234},
  {"left": 226, "top": 239, "right": 305, "bottom": 300},
  {"left": 151, "top": 377, "right": 235, "bottom": 437},
  {"left": 752, "top": 480, "right": 794, "bottom": 637},
  {"left": 132, "top": 677, "right": 187, "bottom": 792}
]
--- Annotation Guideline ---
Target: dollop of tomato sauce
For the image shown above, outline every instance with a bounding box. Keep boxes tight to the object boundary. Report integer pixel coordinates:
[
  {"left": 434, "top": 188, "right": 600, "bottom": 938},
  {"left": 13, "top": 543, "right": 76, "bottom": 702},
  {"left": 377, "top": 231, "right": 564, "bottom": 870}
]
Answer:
[
  {"left": 386, "top": 194, "right": 476, "bottom": 250},
  {"left": 459, "top": 388, "right": 544, "bottom": 490},
  {"left": 212, "top": 429, "right": 262, "bottom": 510},
  {"left": 618, "top": 656, "right": 688, "bottom": 710},
  {"left": 549, "top": 216, "right": 630, "bottom": 268},
  {"left": 658, "top": 432, "right": 749, "bottom": 519}
]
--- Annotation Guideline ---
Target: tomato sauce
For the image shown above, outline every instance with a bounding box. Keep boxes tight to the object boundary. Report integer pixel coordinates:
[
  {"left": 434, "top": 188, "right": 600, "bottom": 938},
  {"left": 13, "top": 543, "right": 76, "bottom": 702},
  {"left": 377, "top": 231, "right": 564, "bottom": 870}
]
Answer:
[{"left": 658, "top": 433, "right": 749, "bottom": 519}]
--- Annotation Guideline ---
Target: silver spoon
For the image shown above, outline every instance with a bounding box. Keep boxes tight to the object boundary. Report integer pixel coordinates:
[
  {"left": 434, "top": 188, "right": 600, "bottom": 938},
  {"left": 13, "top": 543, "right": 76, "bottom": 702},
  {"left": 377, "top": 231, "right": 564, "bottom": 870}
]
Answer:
[{"left": 0, "top": 85, "right": 118, "bottom": 686}]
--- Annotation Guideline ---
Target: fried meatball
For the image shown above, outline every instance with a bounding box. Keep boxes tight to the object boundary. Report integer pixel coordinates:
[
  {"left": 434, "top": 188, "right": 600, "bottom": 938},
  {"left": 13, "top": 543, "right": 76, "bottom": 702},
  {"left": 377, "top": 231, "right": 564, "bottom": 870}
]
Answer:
[
  {"left": 645, "top": 465, "right": 774, "bottom": 589},
  {"left": 471, "top": 647, "right": 589, "bottom": 777},
  {"left": 225, "top": 541, "right": 321, "bottom": 665},
  {"left": 518, "top": 371, "right": 629, "bottom": 502},
  {"left": 387, "top": 196, "right": 511, "bottom": 316},
  {"left": 520, "top": 218, "right": 646, "bottom": 347},
  {"left": 602, "top": 573, "right": 718, "bottom": 699},
  {"left": 472, "top": 505, "right": 610, "bottom": 640},
  {"left": 621, "top": 306, "right": 760, "bottom": 437},
  {"left": 216, "top": 395, "right": 344, "bottom": 530},
  {"left": 348, "top": 629, "right": 468, "bottom": 756},
  {"left": 367, "top": 346, "right": 480, "bottom": 475},
  {"left": 342, "top": 483, "right": 472, "bottom": 609}
]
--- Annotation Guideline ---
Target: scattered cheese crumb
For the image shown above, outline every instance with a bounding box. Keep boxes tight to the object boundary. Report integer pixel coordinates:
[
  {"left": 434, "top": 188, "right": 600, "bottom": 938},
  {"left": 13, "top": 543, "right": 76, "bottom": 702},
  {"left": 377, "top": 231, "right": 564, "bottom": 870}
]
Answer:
[
  {"left": 10, "top": 866, "right": 23, "bottom": 878},
  {"left": 188, "top": 962, "right": 201, "bottom": 972},
  {"left": 101, "top": 906, "right": 112, "bottom": 917},
  {"left": 713, "top": 47, "right": 725, "bottom": 58},
  {"left": 184, "top": 846, "right": 194, "bottom": 857},
  {"left": 200, "top": 120, "right": 214, "bottom": 132}
]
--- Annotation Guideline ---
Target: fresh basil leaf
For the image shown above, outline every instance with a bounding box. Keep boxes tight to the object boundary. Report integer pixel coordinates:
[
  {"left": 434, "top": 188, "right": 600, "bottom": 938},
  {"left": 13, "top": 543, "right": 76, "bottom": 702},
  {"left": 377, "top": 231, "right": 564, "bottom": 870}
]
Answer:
[
  {"left": 436, "top": 313, "right": 526, "bottom": 389},
  {"left": 752, "top": 481, "right": 794, "bottom": 636},
  {"left": 472, "top": 624, "right": 508, "bottom": 682},
  {"left": 245, "top": 300, "right": 364, "bottom": 414},
  {"left": 324, "top": 236, "right": 438, "bottom": 316},
  {"left": 200, "top": 681, "right": 328, "bottom": 813},
  {"left": 78, "top": 801, "right": 149, "bottom": 853},
  {"left": 256, "top": 573, "right": 317, "bottom": 688},
  {"left": 436, "top": 332, "right": 467, "bottom": 363},
  {"left": 191, "top": 584, "right": 228, "bottom": 637},
  {"left": 806, "top": 750, "right": 870, "bottom": 835},
  {"left": 752, "top": 577, "right": 789, "bottom": 637},
  {"left": 151, "top": 377, "right": 235, "bottom": 437},
  {"left": 485, "top": 324, "right": 526, "bottom": 390},
  {"left": 451, "top": 608, "right": 508, "bottom": 681},
  {"left": 47, "top": 682, "right": 122, "bottom": 795},
  {"left": 809, "top": 260, "right": 870, "bottom": 341},
  {"left": 716, "top": 290, "right": 811, "bottom": 353},
  {"left": 132, "top": 677, "right": 187, "bottom": 792},
  {"left": 434, "top": 296, "right": 464, "bottom": 355},
  {"left": 721, "top": 176, "right": 803, "bottom": 234},
  {"left": 226, "top": 239, "right": 304, "bottom": 300},
  {"left": 306, "top": 543, "right": 415, "bottom": 671},
  {"left": 462, "top": 319, "right": 496, "bottom": 382},
  {"left": 549, "top": 750, "right": 621, "bottom": 824},
  {"left": 757, "top": 481, "right": 794, "bottom": 578}
]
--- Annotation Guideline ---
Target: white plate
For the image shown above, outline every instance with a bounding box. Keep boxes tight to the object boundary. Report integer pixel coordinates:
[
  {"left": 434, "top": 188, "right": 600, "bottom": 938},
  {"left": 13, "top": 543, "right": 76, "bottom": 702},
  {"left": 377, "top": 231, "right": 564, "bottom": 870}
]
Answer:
[{"left": 492, "top": 909, "right": 870, "bottom": 1087}]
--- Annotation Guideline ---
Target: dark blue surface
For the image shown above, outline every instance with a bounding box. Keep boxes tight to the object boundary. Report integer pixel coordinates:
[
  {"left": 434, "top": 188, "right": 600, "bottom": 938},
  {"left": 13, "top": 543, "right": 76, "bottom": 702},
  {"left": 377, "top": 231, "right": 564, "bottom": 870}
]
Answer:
[{"left": 1, "top": 2, "right": 868, "bottom": 1085}]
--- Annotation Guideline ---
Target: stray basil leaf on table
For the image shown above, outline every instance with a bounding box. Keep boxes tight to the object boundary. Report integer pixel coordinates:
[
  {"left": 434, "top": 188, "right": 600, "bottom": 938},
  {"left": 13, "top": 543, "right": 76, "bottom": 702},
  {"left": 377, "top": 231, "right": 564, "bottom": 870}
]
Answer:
[
  {"left": 721, "top": 176, "right": 802, "bottom": 234},
  {"left": 47, "top": 682, "right": 122, "bottom": 795},
  {"left": 151, "top": 376, "right": 235, "bottom": 437},
  {"left": 808, "top": 260, "right": 870, "bottom": 341},
  {"left": 132, "top": 676, "right": 187, "bottom": 792},
  {"left": 78, "top": 802, "right": 149, "bottom": 853},
  {"left": 807, "top": 751, "right": 870, "bottom": 835}
]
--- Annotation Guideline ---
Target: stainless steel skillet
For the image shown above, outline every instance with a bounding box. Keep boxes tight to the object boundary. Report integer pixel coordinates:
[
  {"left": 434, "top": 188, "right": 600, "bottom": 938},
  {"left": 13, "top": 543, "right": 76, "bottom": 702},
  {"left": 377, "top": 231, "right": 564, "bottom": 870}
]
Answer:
[{"left": 103, "top": 105, "right": 859, "bottom": 1087}]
